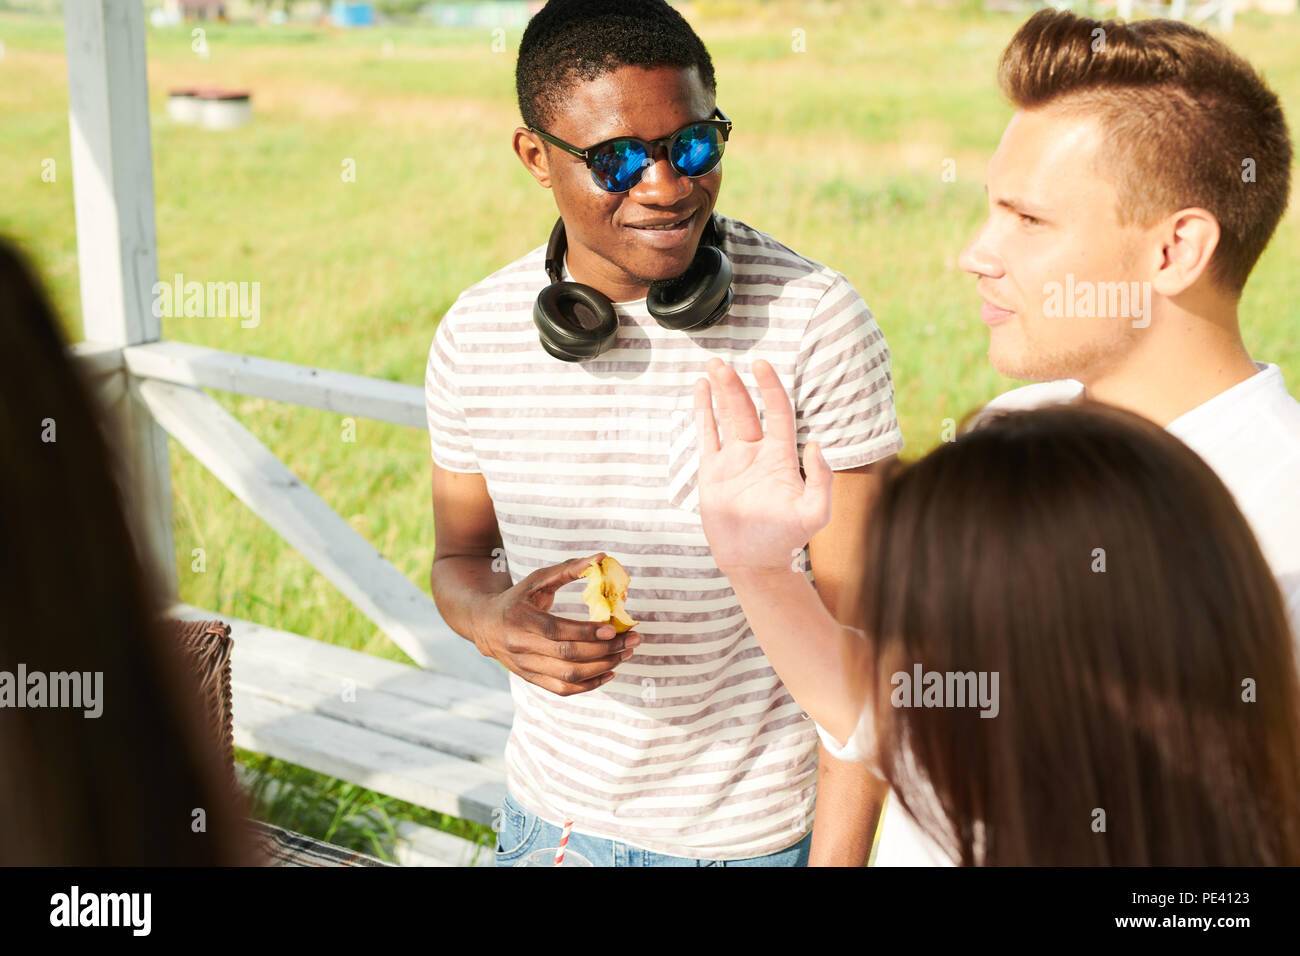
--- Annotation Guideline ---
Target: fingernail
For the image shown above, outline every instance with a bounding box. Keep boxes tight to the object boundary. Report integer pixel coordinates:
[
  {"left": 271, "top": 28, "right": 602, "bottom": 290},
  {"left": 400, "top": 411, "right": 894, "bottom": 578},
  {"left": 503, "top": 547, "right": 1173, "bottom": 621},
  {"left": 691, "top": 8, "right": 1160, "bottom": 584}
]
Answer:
[
  {"left": 622, "top": 649, "right": 634, "bottom": 660},
  {"left": 598, "top": 626, "right": 615, "bottom": 638},
  {"left": 625, "top": 634, "right": 641, "bottom": 647}
]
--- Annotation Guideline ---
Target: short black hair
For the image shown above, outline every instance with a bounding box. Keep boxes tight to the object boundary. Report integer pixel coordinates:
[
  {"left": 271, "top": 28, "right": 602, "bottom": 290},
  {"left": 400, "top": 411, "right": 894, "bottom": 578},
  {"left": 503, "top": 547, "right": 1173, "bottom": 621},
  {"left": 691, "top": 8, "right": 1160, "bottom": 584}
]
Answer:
[{"left": 516, "top": 0, "right": 717, "bottom": 132}]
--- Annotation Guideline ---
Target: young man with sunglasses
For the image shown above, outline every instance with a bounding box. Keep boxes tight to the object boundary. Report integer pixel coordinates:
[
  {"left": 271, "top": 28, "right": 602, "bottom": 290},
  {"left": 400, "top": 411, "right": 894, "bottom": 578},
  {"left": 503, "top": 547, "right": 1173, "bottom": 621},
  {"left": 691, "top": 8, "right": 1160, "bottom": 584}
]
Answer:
[{"left": 425, "top": 0, "right": 902, "bottom": 866}]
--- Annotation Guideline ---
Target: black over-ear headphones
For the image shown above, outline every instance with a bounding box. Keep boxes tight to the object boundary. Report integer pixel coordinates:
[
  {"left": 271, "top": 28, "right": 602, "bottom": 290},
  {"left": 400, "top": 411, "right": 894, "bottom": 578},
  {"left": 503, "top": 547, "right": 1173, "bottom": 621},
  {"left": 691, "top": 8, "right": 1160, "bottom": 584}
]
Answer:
[{"left": 533, "top": 214, "right": 734, "bottom": 362}]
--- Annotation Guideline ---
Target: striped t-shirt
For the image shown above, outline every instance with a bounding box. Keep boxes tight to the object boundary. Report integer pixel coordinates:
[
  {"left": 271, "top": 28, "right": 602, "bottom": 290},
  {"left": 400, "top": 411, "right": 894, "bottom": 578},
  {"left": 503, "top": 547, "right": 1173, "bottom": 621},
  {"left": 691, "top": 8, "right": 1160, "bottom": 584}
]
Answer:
[{"left": 425, "top": 212, "right": 903, "bottom": 859}]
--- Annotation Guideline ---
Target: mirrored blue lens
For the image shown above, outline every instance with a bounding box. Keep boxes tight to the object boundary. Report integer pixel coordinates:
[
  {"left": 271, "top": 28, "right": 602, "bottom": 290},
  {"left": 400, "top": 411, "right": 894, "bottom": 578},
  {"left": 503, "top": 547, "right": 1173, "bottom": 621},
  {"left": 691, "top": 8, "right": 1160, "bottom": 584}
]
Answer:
[
  {"left": 591, "top": 140, "right": 651, "bottom": 192},
  {"left": 671, "top": 125, "right": 724, "bottom": 176}
]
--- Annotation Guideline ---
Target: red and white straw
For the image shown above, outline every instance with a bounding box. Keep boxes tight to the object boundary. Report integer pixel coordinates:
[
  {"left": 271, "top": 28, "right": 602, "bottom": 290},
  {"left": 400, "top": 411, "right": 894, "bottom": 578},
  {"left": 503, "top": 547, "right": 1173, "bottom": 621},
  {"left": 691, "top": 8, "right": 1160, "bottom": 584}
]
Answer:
[{"left": 552, "top": 819, "right": 574, "bottom": 866}]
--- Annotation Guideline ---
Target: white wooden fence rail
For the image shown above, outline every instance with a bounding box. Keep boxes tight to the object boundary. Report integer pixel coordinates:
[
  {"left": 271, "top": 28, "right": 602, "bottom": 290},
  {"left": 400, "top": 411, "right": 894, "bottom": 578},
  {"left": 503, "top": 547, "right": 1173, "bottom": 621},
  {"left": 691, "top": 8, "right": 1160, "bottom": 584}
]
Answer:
[
  {"left": 135, "top": 375, "right": 505, "bottom": 687},
  {"left": 123, "top": 340, "right": 428, "bottom": 429}
]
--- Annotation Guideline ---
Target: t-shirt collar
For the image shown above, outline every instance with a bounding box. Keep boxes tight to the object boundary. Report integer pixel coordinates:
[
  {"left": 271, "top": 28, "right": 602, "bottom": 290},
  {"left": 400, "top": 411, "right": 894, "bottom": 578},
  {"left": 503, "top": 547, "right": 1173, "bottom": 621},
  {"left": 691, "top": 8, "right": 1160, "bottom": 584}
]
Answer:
[
  {"left": 560, "top": 251, "right": 649, "bottom": 308},
  {"left": 1166, "top": 361, "right": 1280, "bottom": 438}
]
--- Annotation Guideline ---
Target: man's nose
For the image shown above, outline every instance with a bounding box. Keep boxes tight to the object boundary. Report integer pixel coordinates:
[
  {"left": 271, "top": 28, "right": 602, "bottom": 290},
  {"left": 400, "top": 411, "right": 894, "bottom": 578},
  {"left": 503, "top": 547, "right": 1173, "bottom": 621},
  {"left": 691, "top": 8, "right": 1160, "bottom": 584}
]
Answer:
[
  {"left": 957, "top": 221, "right": 1004, "bottom": 278},
  {"left": 631, "top": 149, "right": 692, "bottom": 204}
]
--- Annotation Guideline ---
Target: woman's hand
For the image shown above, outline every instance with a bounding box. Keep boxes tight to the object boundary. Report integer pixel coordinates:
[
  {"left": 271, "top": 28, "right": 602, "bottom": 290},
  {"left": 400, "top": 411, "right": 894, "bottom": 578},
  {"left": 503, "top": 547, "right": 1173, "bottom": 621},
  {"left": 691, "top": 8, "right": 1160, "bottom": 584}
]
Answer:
[{"left": 694, "top": 357, "right": 834, "bottom": 576}]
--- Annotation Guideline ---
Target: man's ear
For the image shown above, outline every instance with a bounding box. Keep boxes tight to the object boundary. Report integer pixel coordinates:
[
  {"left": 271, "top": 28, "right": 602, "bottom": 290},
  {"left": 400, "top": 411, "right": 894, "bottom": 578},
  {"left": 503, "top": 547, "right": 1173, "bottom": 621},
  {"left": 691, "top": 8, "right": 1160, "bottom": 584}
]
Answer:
[
  {"left": 513, "top": 128, "right": 552, "bottom": 189},
  {"left": 1151, "top": 207, "right": 1221, "bottom": 298}
]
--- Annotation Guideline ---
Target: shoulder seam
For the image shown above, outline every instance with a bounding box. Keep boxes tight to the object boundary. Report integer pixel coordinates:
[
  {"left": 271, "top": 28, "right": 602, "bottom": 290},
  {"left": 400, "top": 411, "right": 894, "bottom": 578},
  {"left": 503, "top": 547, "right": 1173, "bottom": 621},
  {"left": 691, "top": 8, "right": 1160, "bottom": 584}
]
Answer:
[{"left": 716, "top": 213, "right": 839, "bottom": 289}]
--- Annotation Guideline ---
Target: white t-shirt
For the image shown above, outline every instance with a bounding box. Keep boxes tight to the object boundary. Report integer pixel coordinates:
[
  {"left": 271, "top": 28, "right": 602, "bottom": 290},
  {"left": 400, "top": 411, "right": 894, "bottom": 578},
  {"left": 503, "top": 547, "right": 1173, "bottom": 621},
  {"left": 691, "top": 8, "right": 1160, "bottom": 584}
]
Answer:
[
  {"left": 976, "top": 362, "right": 1300, "bottom": 633},
  {"left": 818, "top": 361, "right": 1300, "bottom": 865}
]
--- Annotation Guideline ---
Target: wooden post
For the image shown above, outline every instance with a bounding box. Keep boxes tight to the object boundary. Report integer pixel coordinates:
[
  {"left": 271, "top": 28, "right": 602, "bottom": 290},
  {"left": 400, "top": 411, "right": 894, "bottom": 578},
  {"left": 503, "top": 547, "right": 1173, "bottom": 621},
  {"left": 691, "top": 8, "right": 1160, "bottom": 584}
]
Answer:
[{"left": 64, "top": 0, "right": 178, "bottom": 600}]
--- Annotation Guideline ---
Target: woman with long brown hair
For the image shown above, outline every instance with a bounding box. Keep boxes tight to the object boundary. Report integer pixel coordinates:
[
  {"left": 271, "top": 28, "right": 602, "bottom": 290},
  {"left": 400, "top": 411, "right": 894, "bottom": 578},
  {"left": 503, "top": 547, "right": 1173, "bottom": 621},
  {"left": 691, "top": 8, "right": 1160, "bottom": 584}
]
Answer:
[
  {"left": 694, "top": 356, "right": 1300, "bottom": 865},
  {"left": 0, "top": 238, "right": 261, "bottom": 865}
]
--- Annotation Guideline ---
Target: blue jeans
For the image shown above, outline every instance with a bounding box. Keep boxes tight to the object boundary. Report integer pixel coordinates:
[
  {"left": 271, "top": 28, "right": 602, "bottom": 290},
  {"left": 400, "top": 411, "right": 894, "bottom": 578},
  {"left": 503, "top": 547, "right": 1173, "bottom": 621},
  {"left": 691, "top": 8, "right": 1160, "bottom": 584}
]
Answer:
[{"left": 493, "top": 791, "right": 812, "bottom": 867}]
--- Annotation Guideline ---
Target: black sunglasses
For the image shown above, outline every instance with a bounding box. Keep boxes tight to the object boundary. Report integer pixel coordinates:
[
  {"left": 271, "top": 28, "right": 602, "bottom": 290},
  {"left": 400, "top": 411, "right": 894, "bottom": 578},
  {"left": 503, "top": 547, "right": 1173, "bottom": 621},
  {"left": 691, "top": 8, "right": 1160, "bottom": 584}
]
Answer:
[{"left": 528, "top": 108, "right": 733, "bottom": 193}]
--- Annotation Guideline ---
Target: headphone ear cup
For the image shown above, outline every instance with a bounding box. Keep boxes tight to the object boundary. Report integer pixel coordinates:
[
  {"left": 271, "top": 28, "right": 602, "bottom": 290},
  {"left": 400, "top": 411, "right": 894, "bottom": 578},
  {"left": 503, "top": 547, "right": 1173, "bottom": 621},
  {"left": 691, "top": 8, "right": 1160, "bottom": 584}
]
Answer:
[
  {"left": 533, "top": 281, "right": 620, "bottom": 362},
  {"left": 647, "top": 245, "right": 733, "bottom": 332}
]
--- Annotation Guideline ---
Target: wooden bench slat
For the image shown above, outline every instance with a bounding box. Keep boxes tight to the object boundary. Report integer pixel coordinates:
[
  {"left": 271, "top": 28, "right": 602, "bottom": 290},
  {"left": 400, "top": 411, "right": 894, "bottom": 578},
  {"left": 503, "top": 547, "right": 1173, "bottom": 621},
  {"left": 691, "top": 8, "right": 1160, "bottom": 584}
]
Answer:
[
  {"left": 232, "top": 653, "right": 509, "bottom": 770},
  {"left": 170, "top": 602, "right": 516, "bottom": 727},
  {"left": 392, "top": 820, "right": 495, "bottom": 867},
  {"left": 170, "top": 604, "right": 514, "bottom": 842},
  {"left": 233, "top": 689, "right": 507, "bottom": 827}
]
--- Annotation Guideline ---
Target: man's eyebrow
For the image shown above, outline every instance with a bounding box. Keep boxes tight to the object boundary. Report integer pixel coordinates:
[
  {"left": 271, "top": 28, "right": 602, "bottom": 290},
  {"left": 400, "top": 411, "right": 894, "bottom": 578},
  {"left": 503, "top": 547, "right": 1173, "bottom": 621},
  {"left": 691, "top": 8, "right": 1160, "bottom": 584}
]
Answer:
[
  {"left": 992, "top": 190, "right": 1051, "bottom": 219},
  {"left": 982, "top": 182, "right": 1050, "bottom": 217}
]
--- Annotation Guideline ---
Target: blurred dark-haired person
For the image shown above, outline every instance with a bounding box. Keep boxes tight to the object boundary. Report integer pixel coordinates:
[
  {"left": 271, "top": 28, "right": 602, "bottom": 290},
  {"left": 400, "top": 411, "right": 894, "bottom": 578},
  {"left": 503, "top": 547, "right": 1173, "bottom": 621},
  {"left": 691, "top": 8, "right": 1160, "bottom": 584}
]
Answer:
[
  {"left": 962, "top": 10, "right": 1300, "bottom": 634},
  {"left": 426, "top": 0, "right": 902, "bottom": 865},
  {"left": 693, "top": 357, "right": 1300, "bottom": 865},
  {"left": 0, "top": 239, "right": 261, "bottom": 865}
]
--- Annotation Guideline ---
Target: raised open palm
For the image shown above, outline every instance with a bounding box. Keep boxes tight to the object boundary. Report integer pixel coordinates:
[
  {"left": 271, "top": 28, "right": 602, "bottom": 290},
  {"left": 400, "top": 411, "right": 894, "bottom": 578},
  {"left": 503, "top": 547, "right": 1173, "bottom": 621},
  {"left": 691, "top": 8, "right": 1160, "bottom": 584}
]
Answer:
[{"left": 693, "top": 357, "right": 834, "bottom": 575}]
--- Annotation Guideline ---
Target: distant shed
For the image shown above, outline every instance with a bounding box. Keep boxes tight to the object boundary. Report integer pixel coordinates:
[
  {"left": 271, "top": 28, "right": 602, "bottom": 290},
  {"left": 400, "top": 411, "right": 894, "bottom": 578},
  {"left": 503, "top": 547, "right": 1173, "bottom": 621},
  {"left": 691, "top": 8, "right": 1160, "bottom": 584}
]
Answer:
[
  {"left": 331, "top": 2, "right": 375, "bottom": 27},
  {"left": 165, "top": 0, "right": 227, "bottom": 20}
]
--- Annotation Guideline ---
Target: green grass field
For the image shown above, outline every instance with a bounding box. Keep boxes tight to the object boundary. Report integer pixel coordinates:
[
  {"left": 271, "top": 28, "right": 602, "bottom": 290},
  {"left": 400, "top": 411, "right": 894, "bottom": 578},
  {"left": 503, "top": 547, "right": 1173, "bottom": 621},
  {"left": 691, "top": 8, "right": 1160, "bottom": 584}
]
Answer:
[{"left": 5, "top": 0, "right": 1299, "bottom": 855}]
